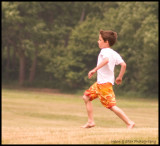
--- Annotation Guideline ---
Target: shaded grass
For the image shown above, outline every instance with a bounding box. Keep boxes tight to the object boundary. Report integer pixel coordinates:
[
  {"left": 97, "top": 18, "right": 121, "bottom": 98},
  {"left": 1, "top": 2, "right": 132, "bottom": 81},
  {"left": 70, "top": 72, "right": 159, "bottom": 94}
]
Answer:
[{"left": 2, "top": 88, "right": 158, "bottom": 144}]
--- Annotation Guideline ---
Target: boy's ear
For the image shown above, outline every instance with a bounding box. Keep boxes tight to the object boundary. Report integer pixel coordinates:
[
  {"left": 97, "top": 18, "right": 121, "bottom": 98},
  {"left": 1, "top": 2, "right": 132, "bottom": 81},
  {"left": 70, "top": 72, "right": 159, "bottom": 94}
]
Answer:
[{"left": 105, "top": 40, "right": 109, "bottom": 44}]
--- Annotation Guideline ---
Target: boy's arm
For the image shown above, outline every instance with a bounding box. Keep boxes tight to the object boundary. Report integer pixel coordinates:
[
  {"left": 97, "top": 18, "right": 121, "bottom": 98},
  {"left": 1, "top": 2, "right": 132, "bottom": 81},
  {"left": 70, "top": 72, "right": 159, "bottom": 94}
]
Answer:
[
  {"left": 115, "top": 62, "right": 126, "bottom": 85},
  {"left": 88, "top": 58, "right": 109, "bottom": 79}
]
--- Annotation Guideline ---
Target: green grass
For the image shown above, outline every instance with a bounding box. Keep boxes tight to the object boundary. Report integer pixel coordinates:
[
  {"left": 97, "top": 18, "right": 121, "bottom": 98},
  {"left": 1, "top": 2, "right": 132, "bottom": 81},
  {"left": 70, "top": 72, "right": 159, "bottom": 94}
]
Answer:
[{"left": 2, "top": 88, "right": 158, "bottom": 144}]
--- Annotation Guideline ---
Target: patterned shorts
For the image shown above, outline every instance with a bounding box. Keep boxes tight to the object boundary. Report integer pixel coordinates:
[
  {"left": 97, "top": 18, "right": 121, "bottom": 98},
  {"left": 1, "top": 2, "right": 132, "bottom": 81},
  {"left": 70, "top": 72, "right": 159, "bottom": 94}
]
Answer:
[{"left": 84, "top": 82, "right": 116, "bottom": 109}]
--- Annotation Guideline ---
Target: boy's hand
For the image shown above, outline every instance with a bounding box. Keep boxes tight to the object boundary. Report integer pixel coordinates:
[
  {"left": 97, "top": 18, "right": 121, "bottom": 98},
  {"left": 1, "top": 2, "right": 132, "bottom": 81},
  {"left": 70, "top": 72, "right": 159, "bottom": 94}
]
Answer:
[
  {"left": 115, "top": 76, "right": 122, "bottom": 85},
  {"left": 88, "top": 69, "right": 96, "bottom": 79},
  {"left": 116, "top": 62, "right": 126, "bottom": 85}
]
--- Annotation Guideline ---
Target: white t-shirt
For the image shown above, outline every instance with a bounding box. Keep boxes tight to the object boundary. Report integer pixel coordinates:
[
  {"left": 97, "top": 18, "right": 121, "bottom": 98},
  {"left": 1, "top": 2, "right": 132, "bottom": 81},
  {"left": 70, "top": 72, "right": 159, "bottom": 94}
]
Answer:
[{"left": 97, "top": 48, "right": 124, "bottom": 85}]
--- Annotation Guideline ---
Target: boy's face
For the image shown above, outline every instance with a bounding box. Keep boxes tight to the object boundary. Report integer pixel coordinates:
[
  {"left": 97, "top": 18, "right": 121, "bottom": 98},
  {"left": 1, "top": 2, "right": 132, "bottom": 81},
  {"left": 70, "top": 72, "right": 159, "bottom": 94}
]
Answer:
[{"left": 98, "top": 34, "right": 108, "bottom": 49}]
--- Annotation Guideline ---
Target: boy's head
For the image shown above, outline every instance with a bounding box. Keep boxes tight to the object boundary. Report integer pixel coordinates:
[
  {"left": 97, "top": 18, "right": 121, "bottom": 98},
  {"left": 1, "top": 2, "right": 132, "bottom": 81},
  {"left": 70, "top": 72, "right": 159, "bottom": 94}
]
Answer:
[{"left": 99, "top": 30, "right": 117, "bottom": 47}]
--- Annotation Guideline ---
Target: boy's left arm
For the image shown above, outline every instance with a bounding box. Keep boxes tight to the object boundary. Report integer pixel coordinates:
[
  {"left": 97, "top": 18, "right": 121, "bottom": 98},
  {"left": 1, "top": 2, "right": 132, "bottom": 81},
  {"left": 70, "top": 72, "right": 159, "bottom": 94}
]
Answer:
[{"left": 115, "top": 62, "right": 126, "bottom": 85}]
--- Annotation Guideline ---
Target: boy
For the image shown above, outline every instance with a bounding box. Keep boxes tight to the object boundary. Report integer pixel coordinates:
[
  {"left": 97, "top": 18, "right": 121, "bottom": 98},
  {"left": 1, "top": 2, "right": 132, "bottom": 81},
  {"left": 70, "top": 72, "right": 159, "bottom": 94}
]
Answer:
[{"left": 81, "top": 30, "right": 135, "bottom": 129}]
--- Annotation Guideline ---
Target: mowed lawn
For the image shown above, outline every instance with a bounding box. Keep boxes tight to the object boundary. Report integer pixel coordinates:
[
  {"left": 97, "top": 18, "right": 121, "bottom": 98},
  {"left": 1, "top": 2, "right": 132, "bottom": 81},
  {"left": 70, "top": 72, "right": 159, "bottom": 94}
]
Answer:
[{"left": 2, "top": 88, "right": 158, "bottom": 144}]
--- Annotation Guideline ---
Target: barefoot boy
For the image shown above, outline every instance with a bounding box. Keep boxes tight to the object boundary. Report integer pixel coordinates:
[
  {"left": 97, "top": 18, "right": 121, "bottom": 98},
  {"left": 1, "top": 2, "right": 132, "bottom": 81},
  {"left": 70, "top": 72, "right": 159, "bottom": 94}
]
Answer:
[{"left": 81, "top": 30, "right": 135, "bottom": 129}]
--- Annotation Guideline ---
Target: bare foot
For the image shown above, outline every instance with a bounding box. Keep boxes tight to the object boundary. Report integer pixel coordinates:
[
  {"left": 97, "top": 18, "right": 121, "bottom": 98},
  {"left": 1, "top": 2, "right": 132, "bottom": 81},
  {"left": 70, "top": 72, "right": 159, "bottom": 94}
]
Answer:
[
  {"left": 127, "top": 121, "right": 135, "bottom": 129},
  {"left": 80, "top": 122, "right": 95, "bottom": 128}
]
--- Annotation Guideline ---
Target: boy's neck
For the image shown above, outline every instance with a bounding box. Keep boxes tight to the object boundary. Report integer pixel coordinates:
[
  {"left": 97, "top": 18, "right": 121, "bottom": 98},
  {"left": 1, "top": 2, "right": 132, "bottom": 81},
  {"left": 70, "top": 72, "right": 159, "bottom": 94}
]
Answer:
[
  {"left": 101, "top": 44, "right": 110, "bottom": 49},
  {"left": 101, "top": 47, "right": 110, "bottom": 49}
]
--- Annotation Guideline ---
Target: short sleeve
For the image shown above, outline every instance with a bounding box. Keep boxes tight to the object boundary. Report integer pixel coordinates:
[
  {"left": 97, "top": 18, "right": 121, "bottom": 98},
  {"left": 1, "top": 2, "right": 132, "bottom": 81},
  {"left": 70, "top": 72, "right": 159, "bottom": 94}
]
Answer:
[
  {"left": 100, "top": 49, "right": 110, "bottom": 59},
  {"left": 115, "top": 53, "right": 124, "bottom": 65}
]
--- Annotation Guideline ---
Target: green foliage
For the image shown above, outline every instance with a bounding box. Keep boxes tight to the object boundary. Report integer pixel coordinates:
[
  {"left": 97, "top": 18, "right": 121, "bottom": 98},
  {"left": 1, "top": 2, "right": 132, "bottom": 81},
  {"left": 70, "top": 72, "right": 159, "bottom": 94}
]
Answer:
[
  {"left": 135, "top": 14, "right": 158, "bottom": 94},
  {"left": 2, "top": 2, "right": 158, "bottom": 95},
  {"left": 47, "top": 17, "right": 101, "bottom": 89}
]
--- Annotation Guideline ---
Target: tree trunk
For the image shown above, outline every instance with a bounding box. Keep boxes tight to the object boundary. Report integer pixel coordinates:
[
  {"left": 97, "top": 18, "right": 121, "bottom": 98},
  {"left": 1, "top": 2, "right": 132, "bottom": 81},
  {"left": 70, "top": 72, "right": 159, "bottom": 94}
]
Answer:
[
  {"left": 19, "top": 52, "right": 25, "bottom": 86},
  {"left": 80, "top": 8, "right": 85, "bottom": 22},
  {"left": 64, "top": 33, "right": 70, "bottom": 48},
  {"left": 12, "top": 47, "right": 16, "bottom": 70},
  {"left": 29, "top": 49, "right": 37, "bottom": 83},
  {"left": 6, "top": 47, "right": 10, "bottom": 79}
]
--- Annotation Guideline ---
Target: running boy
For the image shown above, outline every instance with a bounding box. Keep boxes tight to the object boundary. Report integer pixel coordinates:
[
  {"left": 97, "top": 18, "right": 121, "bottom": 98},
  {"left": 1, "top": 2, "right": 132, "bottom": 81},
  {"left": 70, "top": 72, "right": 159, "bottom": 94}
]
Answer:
[{"left": 81, "top": 30, "right": 135, "bottom": 129}]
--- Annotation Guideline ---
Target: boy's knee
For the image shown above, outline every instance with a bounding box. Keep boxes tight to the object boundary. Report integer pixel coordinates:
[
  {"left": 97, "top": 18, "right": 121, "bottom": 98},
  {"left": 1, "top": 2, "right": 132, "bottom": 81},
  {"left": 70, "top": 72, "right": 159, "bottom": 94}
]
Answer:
[{"left": 82, "top": 95, "right": 90, "bottom": 102}]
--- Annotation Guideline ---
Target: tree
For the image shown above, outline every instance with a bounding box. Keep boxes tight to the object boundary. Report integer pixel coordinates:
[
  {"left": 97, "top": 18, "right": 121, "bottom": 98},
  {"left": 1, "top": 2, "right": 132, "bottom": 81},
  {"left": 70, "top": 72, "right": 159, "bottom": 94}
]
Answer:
[
  {"left": 2, "top": 2, "right": 49, "bottom": 85},
  {"left": 135, "top": 14, "right": 158, "bottom": 94},
  {"left": 2, "top": 2, "right": 24, "bottom": 84}
]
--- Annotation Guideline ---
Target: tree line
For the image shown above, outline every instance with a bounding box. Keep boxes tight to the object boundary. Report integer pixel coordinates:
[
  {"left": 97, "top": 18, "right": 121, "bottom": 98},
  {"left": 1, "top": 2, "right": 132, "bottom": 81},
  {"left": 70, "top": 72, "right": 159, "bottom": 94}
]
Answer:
[{"left": 2, "top": 2, "right": 158, "bottom": 95}]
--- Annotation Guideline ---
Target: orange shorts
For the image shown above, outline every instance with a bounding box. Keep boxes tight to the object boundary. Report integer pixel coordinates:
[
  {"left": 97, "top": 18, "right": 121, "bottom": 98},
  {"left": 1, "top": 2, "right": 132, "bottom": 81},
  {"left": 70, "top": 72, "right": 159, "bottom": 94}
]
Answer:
[{"left": 84, "top": 82, "right": 116, "bottom": 109}]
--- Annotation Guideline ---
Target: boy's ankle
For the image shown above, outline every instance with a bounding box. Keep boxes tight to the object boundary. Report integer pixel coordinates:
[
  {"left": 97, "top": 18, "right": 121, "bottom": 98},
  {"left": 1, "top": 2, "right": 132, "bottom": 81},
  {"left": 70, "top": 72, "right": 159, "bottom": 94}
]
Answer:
[
  {"left": 88, "top": 121, "right": 95, "bottom": 124},
  {"left": 127, "top": 121, "right": 135, "bottom": 129}
]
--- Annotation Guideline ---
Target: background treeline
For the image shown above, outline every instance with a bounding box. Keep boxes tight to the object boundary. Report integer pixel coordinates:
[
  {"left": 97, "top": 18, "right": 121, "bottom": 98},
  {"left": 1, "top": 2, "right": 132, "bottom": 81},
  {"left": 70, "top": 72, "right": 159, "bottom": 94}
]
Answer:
[{"left": 2, "top": 2, "right": 158, "bottom": 95}]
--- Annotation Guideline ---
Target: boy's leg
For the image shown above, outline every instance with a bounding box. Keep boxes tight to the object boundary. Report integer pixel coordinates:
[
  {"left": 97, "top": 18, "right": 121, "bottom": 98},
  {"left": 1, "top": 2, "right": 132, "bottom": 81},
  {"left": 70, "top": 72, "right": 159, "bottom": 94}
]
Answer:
[
  {"left": 81, "top": 95, "right": 95, "bottom": 128},
  {"left": 110, "top": 106, "right": 135, "bottom": 129}
]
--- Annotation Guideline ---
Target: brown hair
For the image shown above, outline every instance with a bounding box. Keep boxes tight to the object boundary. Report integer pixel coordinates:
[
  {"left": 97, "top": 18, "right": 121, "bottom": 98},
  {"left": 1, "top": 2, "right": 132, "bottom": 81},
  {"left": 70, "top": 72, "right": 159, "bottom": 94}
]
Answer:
[{"left": 99, "top": 30, "right": 117, "bottom": 46}]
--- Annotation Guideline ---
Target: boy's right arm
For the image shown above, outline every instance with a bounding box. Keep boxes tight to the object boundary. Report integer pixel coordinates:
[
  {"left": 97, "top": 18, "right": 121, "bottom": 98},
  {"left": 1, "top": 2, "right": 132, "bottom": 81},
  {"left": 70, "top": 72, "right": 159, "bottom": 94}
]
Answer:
[{"left": 88, "top": 58, "right": 109, "bottom": 79}]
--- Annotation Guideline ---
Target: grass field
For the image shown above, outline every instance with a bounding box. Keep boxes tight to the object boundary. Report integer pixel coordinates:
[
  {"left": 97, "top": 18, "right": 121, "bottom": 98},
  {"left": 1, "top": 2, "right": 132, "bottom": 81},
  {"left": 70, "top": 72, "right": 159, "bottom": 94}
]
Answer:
[{"left": 2, "top": 88, "right": 159, "bottom": 144}]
